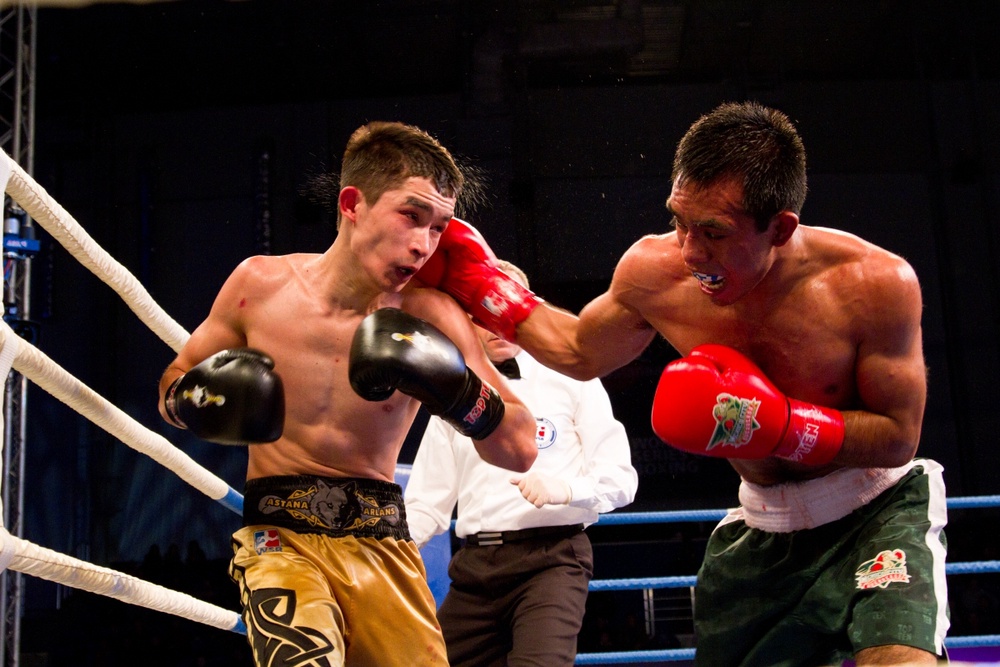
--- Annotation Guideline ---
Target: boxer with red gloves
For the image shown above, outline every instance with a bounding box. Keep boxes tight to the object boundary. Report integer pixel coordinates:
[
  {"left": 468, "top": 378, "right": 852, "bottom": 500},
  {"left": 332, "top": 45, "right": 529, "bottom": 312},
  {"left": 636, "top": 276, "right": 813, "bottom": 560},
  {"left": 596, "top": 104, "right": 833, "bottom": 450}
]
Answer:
[{"left": 425, "top": 103, "right": 946, "bottom": 665}]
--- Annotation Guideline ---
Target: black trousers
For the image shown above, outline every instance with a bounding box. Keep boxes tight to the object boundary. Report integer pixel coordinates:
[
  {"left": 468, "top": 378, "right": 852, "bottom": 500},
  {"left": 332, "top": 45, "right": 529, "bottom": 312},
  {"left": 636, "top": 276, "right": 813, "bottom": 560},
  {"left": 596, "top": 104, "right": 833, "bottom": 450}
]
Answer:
[{"left": 437, "top": 530, "right": 593, "bottom": 667}]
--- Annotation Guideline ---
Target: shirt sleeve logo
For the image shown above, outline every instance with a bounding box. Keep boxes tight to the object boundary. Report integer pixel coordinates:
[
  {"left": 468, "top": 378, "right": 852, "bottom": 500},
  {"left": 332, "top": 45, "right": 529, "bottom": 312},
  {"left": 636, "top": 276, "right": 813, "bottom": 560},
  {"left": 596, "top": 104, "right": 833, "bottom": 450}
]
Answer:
[{"left": 535, "top": 417, "right": 557, "bottom": 449}]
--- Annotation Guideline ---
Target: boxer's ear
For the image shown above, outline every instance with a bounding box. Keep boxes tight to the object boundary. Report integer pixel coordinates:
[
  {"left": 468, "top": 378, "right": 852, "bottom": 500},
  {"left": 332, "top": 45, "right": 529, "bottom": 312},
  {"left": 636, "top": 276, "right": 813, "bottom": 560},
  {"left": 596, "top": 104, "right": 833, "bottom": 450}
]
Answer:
[
  {"left": 339, "top": 186, "right": 363, "bottom": 224},
  {"left": 770, "top": 211, "right": 798, "bottom": 247}
]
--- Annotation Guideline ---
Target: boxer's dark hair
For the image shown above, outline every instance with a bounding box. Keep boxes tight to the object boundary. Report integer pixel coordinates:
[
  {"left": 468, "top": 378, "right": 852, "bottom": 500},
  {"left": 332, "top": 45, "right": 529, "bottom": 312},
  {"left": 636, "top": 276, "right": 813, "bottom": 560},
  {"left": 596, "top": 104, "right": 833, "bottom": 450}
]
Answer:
[
  {"left": 302, "top": 121, "right": 488, "bottom": 226},
  {"left": 672, "top": 101, "right": 807, "bottom": 231},
  {"left": 341, "top": 121, "right": 462, "bottom": 206}
]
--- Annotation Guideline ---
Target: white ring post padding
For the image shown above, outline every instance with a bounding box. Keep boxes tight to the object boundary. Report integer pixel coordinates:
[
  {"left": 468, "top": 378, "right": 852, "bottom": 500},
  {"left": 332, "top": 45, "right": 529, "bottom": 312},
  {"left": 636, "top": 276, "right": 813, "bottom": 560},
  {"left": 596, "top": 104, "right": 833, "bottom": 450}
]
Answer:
[
  {"left": 0, "top": 325, "right": 18, "bottom": 526},
  {"left": 0, "top": 509, "right": 15, "bottom": 573},
  {"left": 0, "top": 326, "right": 17, "bottom": 379},
  {"left": 0, "top": 147, "right": 11, "bottom": 196},
  {"left": 0, "top": 527, "right": 241, "bottom": 632},
  {"left": 0, "top": 149, "right": 190, "bottom": 353},
  {"left": 0, "top": 319, "right": 234, "bottom": 504}
]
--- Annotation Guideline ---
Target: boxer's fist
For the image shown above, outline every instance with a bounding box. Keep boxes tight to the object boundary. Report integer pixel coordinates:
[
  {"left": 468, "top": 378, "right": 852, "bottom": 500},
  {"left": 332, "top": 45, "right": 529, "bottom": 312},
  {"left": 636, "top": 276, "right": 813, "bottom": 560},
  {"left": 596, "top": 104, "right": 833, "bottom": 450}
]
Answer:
[
  {"left": 164, "top": 348, "right": 284, "bottom": 445},
  {"left": 651, "top": 344, "right": 844, "bottom": 465},
  {"left": 415, "top": 218, "right": 542, "bottom": 342},
  {"left": 349, "top": 308, "right": 505, "bottom": 439}
]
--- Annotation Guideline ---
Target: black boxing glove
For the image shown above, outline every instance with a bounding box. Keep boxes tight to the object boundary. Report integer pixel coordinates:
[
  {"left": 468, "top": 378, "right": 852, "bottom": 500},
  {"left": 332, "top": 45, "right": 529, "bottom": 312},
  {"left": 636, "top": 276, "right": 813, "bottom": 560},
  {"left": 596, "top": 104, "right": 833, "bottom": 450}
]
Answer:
[
  {"left": 164, "top": 348, "right": 285, "bottom": 445},
  {"left": 349, "top": 308, "right": 504, "bottom": 440}
]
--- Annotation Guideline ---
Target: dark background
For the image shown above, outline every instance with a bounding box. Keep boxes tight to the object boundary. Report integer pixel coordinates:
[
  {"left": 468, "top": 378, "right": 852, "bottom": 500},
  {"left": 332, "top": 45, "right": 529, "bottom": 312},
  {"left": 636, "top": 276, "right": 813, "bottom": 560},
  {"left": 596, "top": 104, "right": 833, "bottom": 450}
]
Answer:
[{"left": 7, "top": 0, "right": 1000, "bottom": 661}]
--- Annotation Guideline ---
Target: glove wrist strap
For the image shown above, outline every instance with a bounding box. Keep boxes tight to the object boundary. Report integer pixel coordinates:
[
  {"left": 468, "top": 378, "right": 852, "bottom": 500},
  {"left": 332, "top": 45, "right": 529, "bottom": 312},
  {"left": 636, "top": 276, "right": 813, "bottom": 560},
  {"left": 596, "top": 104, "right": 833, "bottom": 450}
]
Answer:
[
  {"left": 444, "top": 377, "right": 505, "bottom": 440},
  {"left": 775, "top": 399, "right": 845, "bottom": 465},
  {"left": 472, "top": 276, "right": 543, "bottom": 342},
  {"left": 164, "top": 376, "right": 188, "bottom": 429}
]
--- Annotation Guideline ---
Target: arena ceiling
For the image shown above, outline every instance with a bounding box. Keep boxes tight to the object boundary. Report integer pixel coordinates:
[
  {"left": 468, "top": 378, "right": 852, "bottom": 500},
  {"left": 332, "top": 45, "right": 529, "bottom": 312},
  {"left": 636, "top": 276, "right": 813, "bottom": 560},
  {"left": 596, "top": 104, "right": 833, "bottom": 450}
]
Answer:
[{"left": 31, "top": 0, "right": 1000, "bottom": 115}]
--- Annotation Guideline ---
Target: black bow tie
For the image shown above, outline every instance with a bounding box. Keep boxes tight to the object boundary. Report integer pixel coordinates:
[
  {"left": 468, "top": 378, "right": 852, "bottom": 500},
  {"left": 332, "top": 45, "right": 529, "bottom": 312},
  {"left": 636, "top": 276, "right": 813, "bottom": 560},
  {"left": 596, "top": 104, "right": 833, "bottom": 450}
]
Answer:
[{"left": 493, "top": 357, "right": 521, "bottom": 380}]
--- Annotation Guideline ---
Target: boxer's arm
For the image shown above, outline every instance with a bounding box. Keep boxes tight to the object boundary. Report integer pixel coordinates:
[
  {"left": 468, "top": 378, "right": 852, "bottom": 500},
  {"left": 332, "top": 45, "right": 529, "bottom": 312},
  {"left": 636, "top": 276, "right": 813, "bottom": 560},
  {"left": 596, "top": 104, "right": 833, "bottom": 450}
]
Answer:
[
  {"left": 164, "top": 348, "right": 284, "bottom": 444},
  {"left": 402, "top": 289, "right": 538, "bottom": 472},
  {"left": 417, "top": 218, "right": 657, "bottom": 380},
  {"left": 158, "top": 263, "right": 250, "bottom": 424},
  {"left": 516, "top": 294, "right": 656, "bottom": 382},
  {"left": 415, "top": 218, "right": 542, "bottom": 341},
  {"left": 351, "top": 308, "right": 508, "bottom": 439},
  {"left": 840, "top": 257, "right": 927, "bottom": 468},
  {"left": 520, "top": 239, "right": 658, "bottom": 380}
]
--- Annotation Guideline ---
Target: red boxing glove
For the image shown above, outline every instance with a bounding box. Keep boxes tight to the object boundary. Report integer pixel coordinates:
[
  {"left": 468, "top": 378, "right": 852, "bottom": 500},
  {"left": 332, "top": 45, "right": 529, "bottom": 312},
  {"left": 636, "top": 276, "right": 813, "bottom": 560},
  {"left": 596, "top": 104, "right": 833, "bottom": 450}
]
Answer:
[
  {"left": 651, "top": 344, "right": 845, "bottom": 465},
  {"left": 415, "top": 218, "right": 542, "bottom": 342}
]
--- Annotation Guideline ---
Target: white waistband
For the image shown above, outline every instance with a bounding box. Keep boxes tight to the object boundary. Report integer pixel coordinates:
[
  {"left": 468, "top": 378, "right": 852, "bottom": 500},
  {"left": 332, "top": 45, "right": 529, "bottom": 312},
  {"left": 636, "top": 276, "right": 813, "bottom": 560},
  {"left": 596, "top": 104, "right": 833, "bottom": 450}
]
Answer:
[{"left": 733, "top": 460, "right": 924, "bottom": 533}]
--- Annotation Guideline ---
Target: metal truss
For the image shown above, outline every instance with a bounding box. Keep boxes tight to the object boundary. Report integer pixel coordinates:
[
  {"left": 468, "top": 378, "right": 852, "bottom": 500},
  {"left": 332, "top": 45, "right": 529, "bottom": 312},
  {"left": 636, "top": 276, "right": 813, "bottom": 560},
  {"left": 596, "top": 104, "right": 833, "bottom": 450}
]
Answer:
[{"left": 0, "top": 5, "right": 36, "bottom": 667}]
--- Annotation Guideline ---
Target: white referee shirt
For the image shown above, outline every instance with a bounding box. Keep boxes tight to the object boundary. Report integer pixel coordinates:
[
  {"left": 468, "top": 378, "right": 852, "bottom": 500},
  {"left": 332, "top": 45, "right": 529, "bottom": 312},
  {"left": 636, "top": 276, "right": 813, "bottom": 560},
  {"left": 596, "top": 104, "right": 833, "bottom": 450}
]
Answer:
[{"left": 404, "top": 351, "right": 638, "bottom": 548}]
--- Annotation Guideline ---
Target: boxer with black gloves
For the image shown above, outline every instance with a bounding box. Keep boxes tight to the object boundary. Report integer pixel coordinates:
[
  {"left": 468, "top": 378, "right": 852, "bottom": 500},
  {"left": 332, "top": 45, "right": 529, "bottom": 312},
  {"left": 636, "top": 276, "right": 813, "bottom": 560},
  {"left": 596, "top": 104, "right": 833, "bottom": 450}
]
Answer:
[
  {"left": 157, "top": 121, "right": 536, "bottom": 667},
  {"left": 424, "top": 103, "right": 947, "bottom": 665}
]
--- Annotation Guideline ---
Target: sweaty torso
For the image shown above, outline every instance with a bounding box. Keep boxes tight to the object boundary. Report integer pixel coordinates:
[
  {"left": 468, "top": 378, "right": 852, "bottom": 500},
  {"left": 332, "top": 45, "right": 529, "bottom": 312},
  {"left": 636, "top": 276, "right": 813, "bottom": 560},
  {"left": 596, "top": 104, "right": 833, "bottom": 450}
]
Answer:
[
  {"left": 229, "top": 254, "right": 426, "bottom": 483},
  {"left": 623, "top": 229, "right": 876, "bottom": 485}
]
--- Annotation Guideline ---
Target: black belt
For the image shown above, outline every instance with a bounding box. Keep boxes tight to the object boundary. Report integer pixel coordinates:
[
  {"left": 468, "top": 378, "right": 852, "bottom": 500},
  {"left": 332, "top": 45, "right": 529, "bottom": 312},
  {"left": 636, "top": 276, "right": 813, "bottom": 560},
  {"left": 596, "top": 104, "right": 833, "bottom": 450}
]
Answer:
[
  {"left": 464, "top": 524, "right": 584, "bottom": 547},
  {"left": 244, "top": 475, "right": 410, "bottom": 541}
]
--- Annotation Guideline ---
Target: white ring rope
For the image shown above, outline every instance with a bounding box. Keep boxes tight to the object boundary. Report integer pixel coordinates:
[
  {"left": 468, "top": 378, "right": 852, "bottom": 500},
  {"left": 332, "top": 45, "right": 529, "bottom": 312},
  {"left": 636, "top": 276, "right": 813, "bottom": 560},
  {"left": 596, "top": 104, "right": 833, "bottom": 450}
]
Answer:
[
  {"left": 0, "top": 148, "right": 246, "bottom": 634},
  {"left": 0, "top": 528, "right": 242, "bottom": 632},
  {"left": 0, "top": 149, "right": 190, "bottom": 353},
  {"left": 0, "top": 320, "right": 236, "bottom": 505}
]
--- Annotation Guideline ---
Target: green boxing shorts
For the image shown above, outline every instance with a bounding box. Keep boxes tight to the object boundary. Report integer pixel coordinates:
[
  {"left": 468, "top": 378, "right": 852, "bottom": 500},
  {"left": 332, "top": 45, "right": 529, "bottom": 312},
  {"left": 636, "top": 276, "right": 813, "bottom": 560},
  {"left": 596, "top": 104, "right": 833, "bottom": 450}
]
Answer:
[{"left": 693, "top": 459, "right": 949, "bottom": 666}]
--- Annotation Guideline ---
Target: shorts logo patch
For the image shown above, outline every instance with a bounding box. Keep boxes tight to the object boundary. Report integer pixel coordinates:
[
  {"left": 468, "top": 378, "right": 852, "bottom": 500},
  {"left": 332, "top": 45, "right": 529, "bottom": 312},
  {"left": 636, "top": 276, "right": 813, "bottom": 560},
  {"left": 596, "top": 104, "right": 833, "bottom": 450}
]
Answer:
[
  {"left": 535, "top": 418, "right": 557, "bottom": 449},
  {"left": 855, "top": 549, "right": 911, "bottom": 590},
  {"left": 254, "top": 529, "right": 283, "bottom": 554}
]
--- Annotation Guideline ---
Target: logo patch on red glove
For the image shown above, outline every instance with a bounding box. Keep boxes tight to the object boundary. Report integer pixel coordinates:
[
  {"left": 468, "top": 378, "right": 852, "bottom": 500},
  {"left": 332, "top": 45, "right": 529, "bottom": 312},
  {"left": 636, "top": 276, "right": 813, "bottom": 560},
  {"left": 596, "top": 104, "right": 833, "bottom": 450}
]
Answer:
[{"left": 708, "top": 393, "right": 761, "bottom": 451}]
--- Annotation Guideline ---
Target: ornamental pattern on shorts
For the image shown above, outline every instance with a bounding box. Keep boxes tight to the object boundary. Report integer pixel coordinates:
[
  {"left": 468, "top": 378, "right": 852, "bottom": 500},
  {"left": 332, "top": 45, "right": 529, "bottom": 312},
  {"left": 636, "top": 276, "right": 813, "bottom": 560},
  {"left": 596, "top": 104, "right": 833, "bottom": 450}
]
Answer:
[
  {"left": 248, "top": 587, "right": 337, "bottom": 667},
  {"left": 707, "top": 392, "right": 761, "bottom": 451},
  {"left": 855, "top": 549, "right": 912, "bottom": 590}
]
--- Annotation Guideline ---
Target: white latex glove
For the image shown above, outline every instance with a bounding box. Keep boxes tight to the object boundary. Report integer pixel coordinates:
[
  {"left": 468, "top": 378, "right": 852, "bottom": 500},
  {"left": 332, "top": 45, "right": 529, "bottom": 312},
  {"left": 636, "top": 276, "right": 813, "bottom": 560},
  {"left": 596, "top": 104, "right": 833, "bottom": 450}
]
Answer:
[{"left": 511, "top": 472, "right": 572, "bottom": 508}]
